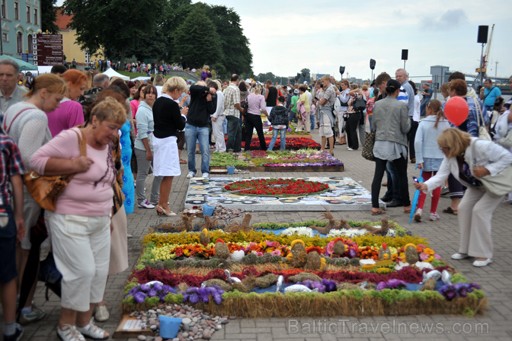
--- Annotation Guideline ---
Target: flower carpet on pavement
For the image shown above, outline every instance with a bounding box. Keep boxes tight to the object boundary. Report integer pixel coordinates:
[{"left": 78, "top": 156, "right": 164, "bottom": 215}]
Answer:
[
  {"left": 210, "top": 149, "right": 344, "bottom": 172},
  {"left": 122, "top": 215, "right": 486, "bottom": 320},
  {"left": 184, "top": 176, "right": 375, "bottom": 211},
  {"left": 241, "top": 136, "right": 321, "bottom": 150}
]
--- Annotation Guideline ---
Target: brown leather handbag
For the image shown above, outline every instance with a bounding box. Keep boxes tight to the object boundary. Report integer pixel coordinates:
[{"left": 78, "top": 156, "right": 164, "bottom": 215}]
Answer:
[{"left": 24, "top": 129, "right": 86, "bottom": 211}]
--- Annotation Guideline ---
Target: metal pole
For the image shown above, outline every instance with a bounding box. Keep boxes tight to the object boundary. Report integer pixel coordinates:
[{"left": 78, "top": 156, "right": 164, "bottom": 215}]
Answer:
[
  {"left": 0, "top": 15, "right": 3, "bottom": 55},
  {"left": 495, "top": 61, "right": 498, "bottom": 79},
  {"left": 479, "top": 42, "right": 485, "bottom": 86}
]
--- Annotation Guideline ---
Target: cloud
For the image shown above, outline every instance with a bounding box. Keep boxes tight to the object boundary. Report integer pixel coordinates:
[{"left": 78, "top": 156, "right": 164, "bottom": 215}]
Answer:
[{"left": 421, "top": 9, "right": 468, "bottom": 30}]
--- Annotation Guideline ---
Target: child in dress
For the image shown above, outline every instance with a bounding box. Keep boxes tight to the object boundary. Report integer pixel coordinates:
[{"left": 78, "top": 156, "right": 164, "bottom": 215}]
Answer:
[
  {"left": 413, "top": 99, "right": 451, "bottom": 221},
  {"left": 0, "top": 133, "right": 25, "bottom": 340}
]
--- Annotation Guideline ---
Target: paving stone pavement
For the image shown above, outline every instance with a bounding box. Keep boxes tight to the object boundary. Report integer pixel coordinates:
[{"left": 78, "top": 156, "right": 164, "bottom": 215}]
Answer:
[{"left": 8, "top": 131, "right": 512, "bottom": 340}]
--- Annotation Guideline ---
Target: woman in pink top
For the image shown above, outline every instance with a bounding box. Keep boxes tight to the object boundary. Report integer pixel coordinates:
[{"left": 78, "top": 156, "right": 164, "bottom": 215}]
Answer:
[
  {"left": 30, "top": 97, "right": 126, "bottom": 341},
  {"left": 46, "top": 69, "right": 87, "bottom": 137},
  {"left": 244, "top": 85, "right": 268, "bottom": 151}
]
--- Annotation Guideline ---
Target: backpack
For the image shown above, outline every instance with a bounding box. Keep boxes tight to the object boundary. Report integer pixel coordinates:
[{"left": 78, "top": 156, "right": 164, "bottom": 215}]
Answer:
[{"left": 353, "top": 94, "right": 367, "bottom": 112}]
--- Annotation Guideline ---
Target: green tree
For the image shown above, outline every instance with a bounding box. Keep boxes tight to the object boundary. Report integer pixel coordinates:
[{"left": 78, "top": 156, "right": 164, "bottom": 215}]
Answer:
[
  {"left": 63, "top": 0, "right": 166, "bottom": 60},
  {"left": 173, "top": 5, "right": 223, "bottom": 69},
  {"left": 208, "top": 5, "right": 252, "bottom": 77},
  {"left": 41, "top": 0, "right": 58, "bottom": 33}
]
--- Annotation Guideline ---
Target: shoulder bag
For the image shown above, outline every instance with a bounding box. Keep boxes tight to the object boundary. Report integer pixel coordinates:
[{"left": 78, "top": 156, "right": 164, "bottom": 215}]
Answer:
[
  {"left": 470, "top": 141, "right": 512, "bottom": 196},
  {"left": 475, "top": 102, "right": 491, "bottom": 141},
  {"left": 361, "top": 131, "right": 376, "bottom": 161},
  {"left": 24, "top": 129, "right": 86, "bottom": 211}
]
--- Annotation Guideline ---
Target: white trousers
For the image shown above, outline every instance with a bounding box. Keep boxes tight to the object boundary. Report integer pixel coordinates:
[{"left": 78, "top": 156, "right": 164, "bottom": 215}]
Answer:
[
  {"left": 212, "top": 115, "right": 226, "bottom": 152},
  {"left": 457, "top": 187, "right": 503, "bottom": 259},
  {"left": 46, "top": 211, "right": 110, "bottom": 312}
]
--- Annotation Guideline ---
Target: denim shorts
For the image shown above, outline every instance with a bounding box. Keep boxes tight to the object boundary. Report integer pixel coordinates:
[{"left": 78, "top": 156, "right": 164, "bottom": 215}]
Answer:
[{"left": 0, "top": 205, "right": 18, "bottom": 284}]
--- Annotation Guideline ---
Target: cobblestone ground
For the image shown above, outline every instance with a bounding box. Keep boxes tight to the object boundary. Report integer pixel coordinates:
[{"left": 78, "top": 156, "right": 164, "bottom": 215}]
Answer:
[{"left": 8, "top": 131, "right": 512, "bottom": 340}]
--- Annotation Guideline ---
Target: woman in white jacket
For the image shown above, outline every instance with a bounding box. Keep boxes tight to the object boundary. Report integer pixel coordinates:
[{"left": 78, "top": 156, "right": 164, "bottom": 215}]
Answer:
[
  {"left": 413, "top": 99, "right": 451, "bottom": 222},
  {"left": 415, "top": 128, "right": 512, "bottom": 267}
]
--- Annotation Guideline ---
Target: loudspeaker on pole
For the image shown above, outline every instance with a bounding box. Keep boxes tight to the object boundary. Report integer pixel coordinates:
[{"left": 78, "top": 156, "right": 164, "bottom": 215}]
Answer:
[
  {"left": 401, "top": 49, "right": 408, "bottom": 61},
  {"left": 477, "top": 25, "right": 488, "bottom": 44}
]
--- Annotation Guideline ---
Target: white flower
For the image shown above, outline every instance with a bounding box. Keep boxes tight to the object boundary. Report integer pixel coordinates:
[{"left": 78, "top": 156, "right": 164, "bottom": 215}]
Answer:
[
  {"left": 394, "top": 261, "right": 410, "bottom": 271},
  {"left": 281, "top": 227, "right": 314, "bottom": 237},
  {"left": 230, "top": 250, "right": 245, "bottom": 262},
  {"left": 414, "top": 261, "right": 434, "bottom": 270}
]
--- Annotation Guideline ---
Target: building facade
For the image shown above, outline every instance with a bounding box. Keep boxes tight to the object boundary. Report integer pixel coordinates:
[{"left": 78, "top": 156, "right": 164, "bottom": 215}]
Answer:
[{"left": 0, "top": 0, "right": 41, "bottom": 59}]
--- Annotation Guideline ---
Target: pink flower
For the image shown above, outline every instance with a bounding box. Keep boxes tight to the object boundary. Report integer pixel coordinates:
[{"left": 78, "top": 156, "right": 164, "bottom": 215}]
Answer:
[
  {"left": 419, "top": 252, "right": 429, "bottom": 261},
  {"left": 271, "top": 250, "right": 282, "bottom": 256}
]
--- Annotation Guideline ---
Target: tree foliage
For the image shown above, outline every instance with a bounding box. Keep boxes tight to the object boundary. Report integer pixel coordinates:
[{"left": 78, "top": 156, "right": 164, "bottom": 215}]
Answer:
[
  {"left": 41, "top": 0, "right": 58, "bottom": 33},
  {"left": 62, "top": 0, "right": 252, "bottom": 75},
  {"left": 63, "top": 0, "right": 166, "bottom": 60},
  {"left": 173, "top": 5, "right": 223, "bottom": 70}
]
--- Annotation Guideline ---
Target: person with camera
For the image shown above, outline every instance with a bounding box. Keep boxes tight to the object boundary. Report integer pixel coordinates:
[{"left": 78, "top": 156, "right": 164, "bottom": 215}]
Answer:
[{"left": 185, "top": 80, "right": 217, "bottom": 179}]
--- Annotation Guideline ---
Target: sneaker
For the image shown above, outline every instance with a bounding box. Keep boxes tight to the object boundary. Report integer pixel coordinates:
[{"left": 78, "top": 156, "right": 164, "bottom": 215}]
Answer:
[
  {"left": 413, "top": 208, "right": 422, "bottom": 222},
  {"left": 202, "top": 172, "right": 209, "bottom": 179},
  {"left": 473, "top": 258, "right": 492, "bottom": 267},
  {"left": 186, "top": 171, "right": 195, "bottom": 178},
  {"left": 451, "top": 253, "right": 469, "bottom": 260},
  {"left": 77, "top": 321, "right": 109, "bottom": 340},
  {"left": 94, "top": 304, "right": 110, "bottom": 322},
  {"left": 20, "top": 305, "right": 46, "bottom": 325},
  {"left": 57, "top": 325, "right": 85, "bottom": 341},
  {"left": 138, "top": 199, "right": 155, "bottom": 209},
  {"left": 347, "top": 147, "right": 354, "bottom": 151},
  {"left": 4, "top": 324, "right": 23, "bottom": 341},
  {"left": 429, "top": 212, "right": 440, "bottom": 221}
]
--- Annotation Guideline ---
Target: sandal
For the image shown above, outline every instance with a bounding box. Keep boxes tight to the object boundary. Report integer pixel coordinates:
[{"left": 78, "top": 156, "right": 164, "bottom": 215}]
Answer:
[
  {"left": 180, "top": 159, "right": 187, "bottom": 164},
  {"left": 371, "top": 208, "right": 385, "bottom": 216},
  {"left": 442, "top": 207, "right": 458, "bottom": 215},
  {"left": 77, "top": 321, "right": 109, "bottom": 340},
  {"left": 57, "top": 325, "right": 85, "bottom": 341}
]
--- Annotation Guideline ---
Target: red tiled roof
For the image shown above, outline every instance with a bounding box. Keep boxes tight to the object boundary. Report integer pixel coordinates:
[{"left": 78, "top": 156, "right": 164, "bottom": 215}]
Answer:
[{"left": 55, "top": 7, "right": 73, "bottom": 31}]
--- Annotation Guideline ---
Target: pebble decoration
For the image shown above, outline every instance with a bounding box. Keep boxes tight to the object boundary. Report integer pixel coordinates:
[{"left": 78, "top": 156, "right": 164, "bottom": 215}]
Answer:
[{"left": 129, "top": 303, "right": 229, "bottom": 340}]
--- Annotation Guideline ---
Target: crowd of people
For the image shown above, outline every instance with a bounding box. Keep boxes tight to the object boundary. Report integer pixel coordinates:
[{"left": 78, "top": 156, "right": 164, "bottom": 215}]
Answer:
[{"left": 0, "top": 55, "right": 511, "bottom": 340}]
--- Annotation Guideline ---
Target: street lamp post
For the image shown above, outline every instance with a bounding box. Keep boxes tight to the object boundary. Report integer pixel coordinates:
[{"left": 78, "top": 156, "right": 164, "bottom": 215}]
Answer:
[
  {"left": 369, "top": 59, "right": 376, "bottom": 81},
  {"left": 339, "top": 66, "right": 345, "bottom": 80}
]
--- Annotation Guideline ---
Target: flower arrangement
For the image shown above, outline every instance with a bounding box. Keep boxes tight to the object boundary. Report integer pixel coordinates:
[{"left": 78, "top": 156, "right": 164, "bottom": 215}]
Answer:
[
  {"left": 183, "top": 286, "right": 225, "bottom": 305},
  {"left": 224, "top": 178, "right": 329, "bottom": 196},
  {"left": 125, "top": 281, "right": 177, "bottom": 304},
  {"left": 242, "top": 137, "right": 321, "bottom": 150},
  {"left": 438, "top": 283, "right": 481, "bottom": 301}
]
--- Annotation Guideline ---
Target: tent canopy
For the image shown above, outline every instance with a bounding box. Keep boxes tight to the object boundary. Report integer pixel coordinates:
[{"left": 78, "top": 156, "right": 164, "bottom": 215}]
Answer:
[
  {"left": 103, "top": 68, "right": 129, "bottom": 81},
  {"left": 0, "top": 55, "right": 38, "bottom": 71}
]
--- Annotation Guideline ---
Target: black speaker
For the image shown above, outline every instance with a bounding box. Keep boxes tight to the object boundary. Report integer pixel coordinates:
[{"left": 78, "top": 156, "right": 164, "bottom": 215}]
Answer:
[
  {"left": 477, "top": 25, "right": 488, "bottom": 44},
  {"left": 369, "top": 59, "right": 376, "bottom": 70},
  {"left": 339, "top": 66, "right": 345, "bottom": 75},
  {"left": 401, "top": 49, "right": 408, "bottom": 61}
]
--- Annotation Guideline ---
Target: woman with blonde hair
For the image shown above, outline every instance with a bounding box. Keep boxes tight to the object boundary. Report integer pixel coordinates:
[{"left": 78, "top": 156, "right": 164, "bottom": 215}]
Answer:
[
  {"left": 30, "top": 96, "right": 127, "bottom": 340},
  {"left": 46, "top": 69, "right": 87, "bottom": 137},
  {"left": 415, "top": 128, "right": 512, "bottom": 267},
  {"left": 152, "top": 77, "right": 188, "bottom": 216},
  {"left": 3, "top": 74, "right": 66, "bottom": 325}
]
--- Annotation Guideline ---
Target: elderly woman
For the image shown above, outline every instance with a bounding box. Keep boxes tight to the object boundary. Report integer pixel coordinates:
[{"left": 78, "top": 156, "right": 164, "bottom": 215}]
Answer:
[
  {"left": 415, "top": 128, "right": 512, "bottom": 267},
  {"left": 134, "top": 85, "right": 162, "bottom": 208},
  {"left": 46, "top": 69, "right": 87, "bottom": 137},
  {"left": 3, "top": 73, "right": 66, "bottom": 324},
  {"left": 152, "top": 77, "right": 188, "bottom": 216},
  {"left": 370, "top": 79, "right": 411, "bottom": 215},
  {"left": 30, "top": 97, "right": 127, "bottom": 340}
]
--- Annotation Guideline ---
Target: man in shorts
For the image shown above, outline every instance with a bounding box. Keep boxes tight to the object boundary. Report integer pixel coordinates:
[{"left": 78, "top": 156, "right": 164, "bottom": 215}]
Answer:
[{"left": 318, "top": 76, "right": 337, "bottom": 155}]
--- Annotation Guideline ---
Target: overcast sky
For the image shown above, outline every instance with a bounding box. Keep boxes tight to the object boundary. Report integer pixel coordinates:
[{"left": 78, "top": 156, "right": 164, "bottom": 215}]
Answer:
[{"left": 57, "top": 1, "right": 510, "bottom": 81}]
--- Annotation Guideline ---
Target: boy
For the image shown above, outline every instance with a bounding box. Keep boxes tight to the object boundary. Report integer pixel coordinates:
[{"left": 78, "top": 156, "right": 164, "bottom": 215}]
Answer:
[
  {"left": 0, "top": 132, "right": 25, "bottom": 341},
  {"left": 267, "top": 96, "right": 289, "bottom": 151}
]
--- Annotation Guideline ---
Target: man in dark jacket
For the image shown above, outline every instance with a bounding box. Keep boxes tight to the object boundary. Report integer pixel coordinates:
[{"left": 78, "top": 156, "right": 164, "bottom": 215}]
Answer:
[{"left": 185, "top": 81, "right": 217, "bottom": 179}]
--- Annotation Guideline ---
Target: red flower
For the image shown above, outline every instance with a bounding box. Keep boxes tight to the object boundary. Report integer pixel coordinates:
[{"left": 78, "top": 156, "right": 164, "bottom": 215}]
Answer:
[{"left": 224, "top": 178, "right": 329, "bottom": 196}]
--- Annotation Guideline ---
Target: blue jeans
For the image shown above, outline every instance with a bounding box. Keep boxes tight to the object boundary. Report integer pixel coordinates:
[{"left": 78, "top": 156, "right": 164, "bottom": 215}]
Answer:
[
  {"left": 267, "top": 129, "right": 286, "bottom": 151},
  {"left": 185, "top": 123, "right": 210, "bottom": 174},
  {"left": 226, "top": 116, "right": 242, "bottom": 152}
]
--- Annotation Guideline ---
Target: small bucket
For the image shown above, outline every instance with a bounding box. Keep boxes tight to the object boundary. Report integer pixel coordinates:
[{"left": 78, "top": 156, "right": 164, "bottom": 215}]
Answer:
[
  {"left": 202, "top": 204, "right": 215, "bottom": 216},
  {"left": 159, "top": 315, "right": 182, "bottom": 339},
  {"left": 227, "top": 166, "right": 235, "bottom": 175}
]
